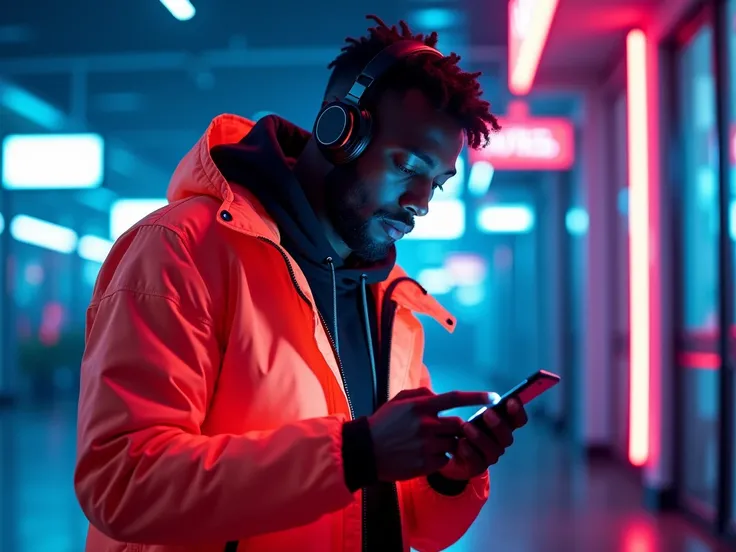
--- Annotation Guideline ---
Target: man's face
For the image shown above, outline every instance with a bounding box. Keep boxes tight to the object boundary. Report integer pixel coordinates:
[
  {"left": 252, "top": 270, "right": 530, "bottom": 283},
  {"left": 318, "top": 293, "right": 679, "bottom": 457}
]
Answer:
[{"left": 324, "top": 89, "right": 464, "bottom": 262}]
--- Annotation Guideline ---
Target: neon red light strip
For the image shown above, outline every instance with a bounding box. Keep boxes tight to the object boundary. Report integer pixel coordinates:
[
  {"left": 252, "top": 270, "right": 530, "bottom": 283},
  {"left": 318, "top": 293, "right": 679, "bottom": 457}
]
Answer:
[
  {"left": 626, "top": 29, "right": 651, "bottom": 467},
  {"left": 508, "top": 0, "right": 560, "bottom": 95}
]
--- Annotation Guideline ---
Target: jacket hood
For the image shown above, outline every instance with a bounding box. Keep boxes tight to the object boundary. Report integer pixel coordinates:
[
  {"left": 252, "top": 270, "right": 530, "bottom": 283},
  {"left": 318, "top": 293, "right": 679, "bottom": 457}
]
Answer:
[{"left": 166, "top": 113, "right": 456, "bottom": 331}]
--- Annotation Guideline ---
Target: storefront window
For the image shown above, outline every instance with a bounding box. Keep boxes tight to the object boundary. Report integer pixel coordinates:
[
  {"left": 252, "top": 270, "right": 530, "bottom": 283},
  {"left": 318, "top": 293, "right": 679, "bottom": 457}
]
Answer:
[
  {"left": 677, "top": 24, "right": 720, "bottom": 513},
  {"left": 727, "top": 0, "right": 736, "bottom": 529}
]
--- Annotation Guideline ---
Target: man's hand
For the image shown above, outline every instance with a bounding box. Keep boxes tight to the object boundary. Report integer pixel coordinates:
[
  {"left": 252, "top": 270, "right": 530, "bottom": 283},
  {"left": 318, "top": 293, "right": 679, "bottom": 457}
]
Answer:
[
  {"left": 368, "top": 388, "right": 492, "bottom": 483},
  {"left": 439, "top": 398, "right": 528, "bottom": 481}
]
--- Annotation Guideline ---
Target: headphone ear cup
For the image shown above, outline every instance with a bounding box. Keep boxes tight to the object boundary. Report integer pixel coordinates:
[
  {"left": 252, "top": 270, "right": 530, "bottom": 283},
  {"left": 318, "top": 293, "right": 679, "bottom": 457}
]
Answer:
[
  {"left": 313, "top": 101, "right": 375, "bottom": 165},
  {"left": 314, "top": 101, "right": 357, "bottom": 164},
  {"left": 339, "top": 108, "right": 373, "bottom": 165}
]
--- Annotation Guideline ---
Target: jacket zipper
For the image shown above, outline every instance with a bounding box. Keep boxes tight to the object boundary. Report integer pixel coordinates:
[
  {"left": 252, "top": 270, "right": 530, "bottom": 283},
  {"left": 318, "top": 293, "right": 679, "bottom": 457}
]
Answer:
[{"left": 258, "top": 237, "right": 356, "bottom": 419}]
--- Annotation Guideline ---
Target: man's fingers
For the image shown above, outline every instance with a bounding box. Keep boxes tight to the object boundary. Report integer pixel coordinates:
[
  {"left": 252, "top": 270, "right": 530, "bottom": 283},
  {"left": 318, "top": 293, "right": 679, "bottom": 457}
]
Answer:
[
  {"left": 482, "top": 409, "right": 514, "bottom": 448},
  {"left": 426, "top": 434, "right": 460, "bottom": 456},
  {"left": 435, "top": 416, "right": 465, "bottom": 435},
  {"left": 505, "top": 398, "right": 529, "bottom": 428},
  {"left": 419, "top": 391, "right": 493, "bottom": 413},
  {"left": 394, "top": 387, "right": 434, "bottom": 400}
]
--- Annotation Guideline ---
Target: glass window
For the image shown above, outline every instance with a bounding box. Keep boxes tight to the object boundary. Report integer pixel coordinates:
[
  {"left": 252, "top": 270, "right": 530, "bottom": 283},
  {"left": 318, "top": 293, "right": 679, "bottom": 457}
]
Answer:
[
  {"left": 676, "top": 24, "right": 720, "bottom": 514},
  {"left": 727, "top": 0, "right": 736, "bottom": 530},
  {"left": 566, "top": 158, "right": 586, "bottom": 427}
]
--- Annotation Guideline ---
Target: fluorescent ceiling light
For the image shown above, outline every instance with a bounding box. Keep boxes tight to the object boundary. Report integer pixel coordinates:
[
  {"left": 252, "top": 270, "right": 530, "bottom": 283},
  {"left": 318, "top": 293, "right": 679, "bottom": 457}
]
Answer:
[
  {"left": 410, "top": 8, "right": 461, "bottom": 29},
  {"left": 0, "top": 80, "right": 65, "bottom": 130},
  {"left": 160, "top": 0, "right": 196, "bottom": 21},
  {"left": 78, "top": 235, "right": 114, "bottom": 263},
  {"left": 404, "top": 199, "right": 466, "bottom": 240},
  {"left": 467, "top": 161, "right": 494, "bottom": 197},
  {"left": 10, "top": 215, "right": 78, "bottom": 253},
  {"left": 476, "top": 204, "right": 535, "bottom": 234},
  {"left": 2, "top": 133, "right": 104, "bottom": 190},
  {"left": 441, "top": 157, "right": 465, "bottom": 199},
  {"left": 110, "top": 198, "right": 167, "bottom": 240},
  {"left": 417, "top": 267, "right": 453, "bottom": 295}
]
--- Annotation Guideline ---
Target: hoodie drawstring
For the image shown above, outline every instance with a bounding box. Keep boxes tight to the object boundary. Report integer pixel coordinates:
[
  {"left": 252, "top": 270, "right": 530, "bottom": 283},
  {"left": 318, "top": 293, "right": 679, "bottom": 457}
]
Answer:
[
  {"left": 325, "top": 257, "right": 339, "bottom": 354},
  {"left": 360, "top": 274, "right": 378, "bottom": 408},
  {"left": 325, "top": 257, "right": 378, "bottom": 409}
]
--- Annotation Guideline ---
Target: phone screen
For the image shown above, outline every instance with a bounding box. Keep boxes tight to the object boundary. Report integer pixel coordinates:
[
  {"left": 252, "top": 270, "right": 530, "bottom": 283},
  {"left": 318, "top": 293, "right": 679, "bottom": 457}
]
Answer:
[{"left": 467, "top": 370, "right": 560, "bottom": 424}]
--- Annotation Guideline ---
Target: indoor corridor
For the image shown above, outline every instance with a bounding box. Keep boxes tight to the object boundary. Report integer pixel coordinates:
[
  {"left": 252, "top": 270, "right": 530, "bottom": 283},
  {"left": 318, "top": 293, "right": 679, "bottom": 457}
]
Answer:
[{"left": 2, "top": 0, "right": 736, "bottom": 550}]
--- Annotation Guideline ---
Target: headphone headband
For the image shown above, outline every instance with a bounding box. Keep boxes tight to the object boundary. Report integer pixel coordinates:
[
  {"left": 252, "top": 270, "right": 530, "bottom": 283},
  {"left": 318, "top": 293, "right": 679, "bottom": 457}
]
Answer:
[
  {"left": 343, "top": 41, "right": 443, "bottom": 106},
  {"left": 314, "top": 40, "right": 443, "bottom": 165}
]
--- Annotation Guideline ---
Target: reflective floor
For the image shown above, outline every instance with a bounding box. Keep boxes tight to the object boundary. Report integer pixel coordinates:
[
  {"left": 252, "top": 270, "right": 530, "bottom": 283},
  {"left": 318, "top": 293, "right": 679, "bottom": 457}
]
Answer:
[{"left": 0, "top": 366, "right": 733, "bottom": 552}]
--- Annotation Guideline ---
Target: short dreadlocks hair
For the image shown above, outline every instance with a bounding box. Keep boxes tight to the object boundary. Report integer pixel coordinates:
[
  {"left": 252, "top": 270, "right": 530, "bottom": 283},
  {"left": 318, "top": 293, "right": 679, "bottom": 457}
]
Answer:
[{"left": 326, "top": 15, "right": 500, "bottom": 149}]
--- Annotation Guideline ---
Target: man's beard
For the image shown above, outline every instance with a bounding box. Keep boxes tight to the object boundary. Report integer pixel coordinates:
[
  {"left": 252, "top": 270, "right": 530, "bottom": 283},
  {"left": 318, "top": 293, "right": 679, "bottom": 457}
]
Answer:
[{"left": 324, "top": 164, "right": 411, "bottom": 263}]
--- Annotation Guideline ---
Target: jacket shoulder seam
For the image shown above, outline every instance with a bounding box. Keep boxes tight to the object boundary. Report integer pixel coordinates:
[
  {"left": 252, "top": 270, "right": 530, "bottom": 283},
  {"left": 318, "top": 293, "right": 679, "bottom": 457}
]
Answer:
[
  {"left": 137, "top": 196, "right": 208, "bottom": 244},
  {"left": 89, "top": 287, "right": 213, "bottom": 329},
  {"left": 91, "top": 221, "right": 213, "bottom": 328}
]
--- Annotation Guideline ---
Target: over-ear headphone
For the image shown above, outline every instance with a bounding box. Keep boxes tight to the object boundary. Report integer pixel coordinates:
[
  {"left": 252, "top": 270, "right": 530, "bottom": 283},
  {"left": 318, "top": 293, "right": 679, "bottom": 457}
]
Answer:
[{"left": 313, "top": 41, "right": 443, "bottom": 165}]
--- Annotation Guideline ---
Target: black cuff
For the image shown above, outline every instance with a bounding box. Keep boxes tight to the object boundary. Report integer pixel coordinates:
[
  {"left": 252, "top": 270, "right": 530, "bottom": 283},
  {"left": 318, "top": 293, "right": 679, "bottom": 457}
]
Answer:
[
  {"left": 341, "top": 417, "right": 378, "bottom": 492},
  {"left": 426, "top": 472, "right": 469, "bottom": 496}
]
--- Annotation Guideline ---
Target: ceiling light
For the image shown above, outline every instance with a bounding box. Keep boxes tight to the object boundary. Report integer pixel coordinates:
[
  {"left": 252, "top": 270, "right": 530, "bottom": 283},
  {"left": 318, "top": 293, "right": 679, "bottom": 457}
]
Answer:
[{"left": 160, "top": 0, "right": 196, "bottom": 21}]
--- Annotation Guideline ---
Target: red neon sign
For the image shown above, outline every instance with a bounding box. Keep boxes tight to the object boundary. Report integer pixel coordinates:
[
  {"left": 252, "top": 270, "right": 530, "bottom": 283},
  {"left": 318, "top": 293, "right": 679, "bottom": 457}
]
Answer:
[
  {"left": 469, "top": 116, "right": 575, "bottom": 170},
  {"left": 508, "top": 0, "right": 560, "bottom": 96}
]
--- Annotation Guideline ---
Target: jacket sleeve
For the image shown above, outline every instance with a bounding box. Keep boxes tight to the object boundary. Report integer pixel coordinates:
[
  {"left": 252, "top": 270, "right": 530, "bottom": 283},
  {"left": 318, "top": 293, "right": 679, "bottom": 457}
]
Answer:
[
  {"left": 398, "top": 364, "right": 490, "bottom": 552},
  {"left": 74, "top": 224, "right": 355, "bottom": 545}
]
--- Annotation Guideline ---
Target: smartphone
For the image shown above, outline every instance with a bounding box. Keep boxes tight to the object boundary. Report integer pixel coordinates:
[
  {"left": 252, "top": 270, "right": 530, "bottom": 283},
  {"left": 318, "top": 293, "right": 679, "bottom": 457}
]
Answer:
[{"left": 467, "top": 369, "right": 561, "bottom": 429}]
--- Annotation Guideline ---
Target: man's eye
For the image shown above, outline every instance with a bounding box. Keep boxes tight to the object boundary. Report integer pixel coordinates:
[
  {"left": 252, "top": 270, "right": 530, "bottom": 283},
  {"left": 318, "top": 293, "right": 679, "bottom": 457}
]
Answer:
[{"left": 397, "top": 165, "right": 418, "bottom": 176}]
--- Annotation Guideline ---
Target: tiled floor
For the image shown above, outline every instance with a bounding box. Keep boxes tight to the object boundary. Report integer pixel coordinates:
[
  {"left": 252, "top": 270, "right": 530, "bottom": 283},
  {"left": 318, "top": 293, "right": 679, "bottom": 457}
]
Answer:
[{"left": 0, "top": 367, "right": 733, "bottom": 552}]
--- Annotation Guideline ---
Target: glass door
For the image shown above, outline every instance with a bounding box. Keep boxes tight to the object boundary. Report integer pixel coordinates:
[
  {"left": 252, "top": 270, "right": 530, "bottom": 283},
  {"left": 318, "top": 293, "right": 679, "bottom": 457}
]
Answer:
[
  {"left": 672, "top": 3, "right": 736, "bottom": 537},
  {"left": 723, "top": 0, "right": 736, "bottom": 535},
  {"left": 674, "top": 21, "right": 721, "bottom": 519}
]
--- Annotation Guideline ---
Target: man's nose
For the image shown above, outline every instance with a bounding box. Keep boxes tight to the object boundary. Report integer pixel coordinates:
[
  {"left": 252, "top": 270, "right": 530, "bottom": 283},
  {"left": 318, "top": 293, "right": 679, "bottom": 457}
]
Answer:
[{"left": 399, "top": 184, "right": 431, "bottom": 217}]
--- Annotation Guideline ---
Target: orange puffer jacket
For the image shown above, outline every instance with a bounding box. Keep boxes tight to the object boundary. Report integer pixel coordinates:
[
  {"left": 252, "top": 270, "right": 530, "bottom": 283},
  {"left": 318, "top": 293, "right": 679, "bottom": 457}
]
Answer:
[{"left": 74, "top": 114, "right": 489, "bottom": 552}]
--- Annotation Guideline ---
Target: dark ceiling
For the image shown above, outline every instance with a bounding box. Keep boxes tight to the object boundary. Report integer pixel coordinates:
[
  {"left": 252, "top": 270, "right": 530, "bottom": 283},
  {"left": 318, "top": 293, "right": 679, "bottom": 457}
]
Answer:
[
  {"left": 0, "top": 2, "right": 412, "bottom": 56},
  {"left": 0, "top": 1, "right": 575, "bottom": 205}
]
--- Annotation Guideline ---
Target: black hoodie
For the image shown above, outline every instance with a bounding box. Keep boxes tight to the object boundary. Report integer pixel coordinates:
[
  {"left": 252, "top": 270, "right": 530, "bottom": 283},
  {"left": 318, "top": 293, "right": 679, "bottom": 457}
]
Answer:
[{"left": 211, "top": 115, "right": 404, "bottom": 551}]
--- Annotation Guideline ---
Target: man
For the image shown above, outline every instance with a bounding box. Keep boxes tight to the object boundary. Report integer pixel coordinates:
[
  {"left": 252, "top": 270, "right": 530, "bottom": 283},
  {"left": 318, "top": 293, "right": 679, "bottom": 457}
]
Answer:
[{"left": 75, "top": 15, "right": 527, "bottom": 552}]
